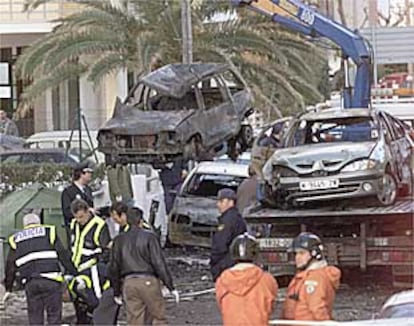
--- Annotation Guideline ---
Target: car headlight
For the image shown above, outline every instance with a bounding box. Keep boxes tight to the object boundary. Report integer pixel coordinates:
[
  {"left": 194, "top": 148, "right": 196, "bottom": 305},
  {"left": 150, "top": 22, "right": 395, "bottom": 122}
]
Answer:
[
  {"left": 273, "top": 165, "right": 298, "bottom": 178},
  {"left": 341, "top": 159, "right": 377, "bottom": 172}
]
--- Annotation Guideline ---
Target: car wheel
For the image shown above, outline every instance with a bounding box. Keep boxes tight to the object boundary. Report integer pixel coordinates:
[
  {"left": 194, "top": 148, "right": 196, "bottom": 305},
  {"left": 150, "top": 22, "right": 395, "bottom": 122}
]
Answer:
[
  {"left": 238, "top": 125, "right": 254, "bottom": 148},
  {"left": 377, "top": 172, "right": 397, "bottom": 206}
]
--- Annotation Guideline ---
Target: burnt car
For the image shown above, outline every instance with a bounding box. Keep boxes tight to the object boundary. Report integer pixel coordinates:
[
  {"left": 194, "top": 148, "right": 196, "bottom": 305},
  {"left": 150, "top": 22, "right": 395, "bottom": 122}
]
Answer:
[
  {"left": 169, "top": 161, "right": 248, "bottom": 247},
  {"left": 262, "top": 108, "right": 413, "bottom": 207},
  {"left": 98, "top": 63, "right": 253, "bottom": 167}
]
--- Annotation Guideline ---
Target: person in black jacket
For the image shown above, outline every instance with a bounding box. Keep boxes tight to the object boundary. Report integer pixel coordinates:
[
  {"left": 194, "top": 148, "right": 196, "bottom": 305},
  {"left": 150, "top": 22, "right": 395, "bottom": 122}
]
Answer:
[
  {"left": 108, "top": 211, "right": 179, "bottom": 325},
  {"left": 61, "top": 162, "right": 94, "bottom": 227},
  {"left": 4, "top": 213, "right": 77, "bottom": 325},
  {"left": 210, "top": 188, "right": 247, "bottom": 282}
]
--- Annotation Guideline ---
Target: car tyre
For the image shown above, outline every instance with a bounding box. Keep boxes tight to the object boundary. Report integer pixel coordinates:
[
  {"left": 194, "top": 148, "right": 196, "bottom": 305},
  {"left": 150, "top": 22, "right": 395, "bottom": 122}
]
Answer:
[
  {"left": 238, "top": 125, "right": 254, "bottom": 149},
  {"left": 377, "top": 171, "right": 397, "bottom": 206}
]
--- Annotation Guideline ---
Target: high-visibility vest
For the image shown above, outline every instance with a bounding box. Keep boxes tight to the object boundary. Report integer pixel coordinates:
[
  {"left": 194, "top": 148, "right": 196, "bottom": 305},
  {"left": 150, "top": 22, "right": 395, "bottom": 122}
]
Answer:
[
  {"left": 8, "top": 224, "right": 64, "bottom": 284},
  {"left": 70, "top": 216, "right": 106, "bottom": 272}
]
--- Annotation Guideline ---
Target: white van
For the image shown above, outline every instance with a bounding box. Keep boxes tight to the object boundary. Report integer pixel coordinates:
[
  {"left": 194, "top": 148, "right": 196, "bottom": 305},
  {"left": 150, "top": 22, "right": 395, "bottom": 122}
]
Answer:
[{"left": 26, "top": 130, "right": 104, "bottom": 164}]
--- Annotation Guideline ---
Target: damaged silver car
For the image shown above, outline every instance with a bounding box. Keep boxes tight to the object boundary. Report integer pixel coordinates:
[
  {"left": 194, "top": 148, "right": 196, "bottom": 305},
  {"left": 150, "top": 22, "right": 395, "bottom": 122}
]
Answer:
[
  {"left": 169, "top": 161, "right": 248, "bottom": 247},
  {"left": 98, "top": 63, "right": 253, "bottom": 167},
  {"left": 263, "top": 108, "right": 413, "bottom": 207}
]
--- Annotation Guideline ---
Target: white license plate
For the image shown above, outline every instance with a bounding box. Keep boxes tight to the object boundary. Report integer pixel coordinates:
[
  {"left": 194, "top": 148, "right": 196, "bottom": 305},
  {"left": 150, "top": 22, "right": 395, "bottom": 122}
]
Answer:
[
  {"left": 299, "top": 179, "right": 339, "bottom": 191},
  {"left": 258, "top": 238, "right": 292, "bottom": 249}
]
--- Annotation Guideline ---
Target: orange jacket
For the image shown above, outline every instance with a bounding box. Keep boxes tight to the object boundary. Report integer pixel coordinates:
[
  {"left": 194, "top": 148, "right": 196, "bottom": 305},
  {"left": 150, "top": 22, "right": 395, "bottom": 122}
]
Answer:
[
  {"left": 282, "top": 261, "right": 341, "bottom": 321},
  {"left": 215, "top": 263, "right": 278, "bottom": 326}
]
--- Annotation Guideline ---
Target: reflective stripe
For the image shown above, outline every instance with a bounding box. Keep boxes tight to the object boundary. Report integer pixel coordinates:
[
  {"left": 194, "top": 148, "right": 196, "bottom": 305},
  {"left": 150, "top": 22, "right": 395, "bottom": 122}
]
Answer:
[
  {"left": 15, "top": 250, "right": 58, "bottom": 267},
  {"left": 40, "top": 272, "right": 63, "bottom": 282},
  {"left": 81, "top": 248, "right": 102, "bottom": 256},
  {"left": 90, "top": 265, "right": 102, "bottom": 299},
  {"left": 8, "top": 234, "right": 16, "bottom": 250},
  {"left": 49, "top": 226, "right": 56, "bottom": 245},
  {"left": 68, "top": 274, "right": 92, "bottom": 296},
  {"left": 123, "top": 224, "right": 130, "bottom": 232},
  {"left": 93, "top": 218, "right": 106, "bottom": 246},
  {"left": 103, "top": 280, "right": 110, "bottom": 290},
  {"left": 78, "top": 258, "right": 97, "bottom": 272}
]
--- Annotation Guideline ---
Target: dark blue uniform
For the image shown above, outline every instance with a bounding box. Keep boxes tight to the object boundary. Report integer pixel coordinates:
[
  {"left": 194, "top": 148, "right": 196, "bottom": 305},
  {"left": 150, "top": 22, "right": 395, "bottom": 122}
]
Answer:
[{"left": 210, "top": 207, "right": 247, "bottom": 281}]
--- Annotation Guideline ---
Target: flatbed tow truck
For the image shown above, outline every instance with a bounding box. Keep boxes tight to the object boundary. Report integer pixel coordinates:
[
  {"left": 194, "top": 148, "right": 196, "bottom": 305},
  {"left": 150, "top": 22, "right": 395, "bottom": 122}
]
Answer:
[
  {"left": 233, "top": 0, "right": 414, "bottom": 287},
  {"left": 246, "top": 198, "right": 413, "bottom": 287}
]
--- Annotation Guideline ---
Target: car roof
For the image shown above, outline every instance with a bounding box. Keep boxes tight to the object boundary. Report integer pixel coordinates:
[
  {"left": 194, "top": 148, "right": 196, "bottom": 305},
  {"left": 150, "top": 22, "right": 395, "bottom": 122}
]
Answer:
[
  {"left": 193, "top": 161, "right": 249, "bottom": 177},
  {"left": 27, "top": 130, "right": 98, "bottom": 141},
  {"left": 141, "top": 63, "right": 229, "bottom": 98},
  {"left": 381, "top": 290, "right": 414, "bottom": 310},
  {"left": 300, "top": 108, "right": 373, "bottom": 121},
  {"left": 0, "top": 148, "right": 70, "bottom": 155}
]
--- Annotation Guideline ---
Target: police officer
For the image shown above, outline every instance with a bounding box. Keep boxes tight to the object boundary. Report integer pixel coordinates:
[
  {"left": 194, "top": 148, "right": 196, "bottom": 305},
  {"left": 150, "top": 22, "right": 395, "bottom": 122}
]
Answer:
[
  {"left": 69, "top": 198, "right": 111, "bottom": 324},
  {"left": 4, "top": 213, "right": 77, "bottom": 325},
  {"left": 108, "top": 207, "right": 179, "bottom": 325},
  {"left": 210, "top": 188, "right": 247, "bottom": 281},
  {"left": 282, "top": 232, "right": 341, "bottom": 321},
  {"left": 61, "top": 162, "right": 95, "bottom": 227}
]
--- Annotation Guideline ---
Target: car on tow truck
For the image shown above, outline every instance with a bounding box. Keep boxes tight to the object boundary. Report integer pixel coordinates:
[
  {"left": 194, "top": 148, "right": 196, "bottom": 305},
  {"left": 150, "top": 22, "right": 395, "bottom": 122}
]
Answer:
[
  {"left": 98, "top": 63, "right": 254, "bottom": 167},
  {"left": 262, "top": 108, "right": 413, "bottom": 207}
]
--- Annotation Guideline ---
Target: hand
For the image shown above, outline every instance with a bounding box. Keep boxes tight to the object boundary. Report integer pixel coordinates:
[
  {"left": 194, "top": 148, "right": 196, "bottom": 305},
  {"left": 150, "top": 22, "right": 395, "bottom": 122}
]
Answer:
[
  {"left": 75, "top": 277, "right": 86, "bottom": 290},
  {"left": 2, "top": 291, "right": 11, "bottom": 304},
  {"left": 171, "top": 289, "right": 180, "bottom": 304},
  {"left": 114, "top": 295, "right": 122, "bottom": 305}
]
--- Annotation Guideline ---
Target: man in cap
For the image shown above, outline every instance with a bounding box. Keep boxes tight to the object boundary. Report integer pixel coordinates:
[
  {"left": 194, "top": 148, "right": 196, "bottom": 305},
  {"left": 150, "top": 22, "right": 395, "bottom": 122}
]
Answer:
[
  {"left": 282, "top": 232, "right": 341, "bottom": 321},
  {"left": 210, "top": 188, "right": 247, "bottom": 281},
  {"left": 61, "top": 161, "right": 95, "bottom": 227},
  {"left": 108, "top": 204, "right": 179, "bottom": 325},
  {"left": 215, "top": 233, "right": 278, "bottom": 325},
  {"left": 4, "top": 213, "right": 77, "bottom": 325}
]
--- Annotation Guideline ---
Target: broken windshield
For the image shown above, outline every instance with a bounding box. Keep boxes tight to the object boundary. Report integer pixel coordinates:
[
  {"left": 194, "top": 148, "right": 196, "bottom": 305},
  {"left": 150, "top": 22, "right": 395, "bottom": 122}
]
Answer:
[
  {"left": 290, "top": 117, "right": 378, "bottom": 146},
  {"left": 183, "top": 173, "right": 246, "bottom": 197}
]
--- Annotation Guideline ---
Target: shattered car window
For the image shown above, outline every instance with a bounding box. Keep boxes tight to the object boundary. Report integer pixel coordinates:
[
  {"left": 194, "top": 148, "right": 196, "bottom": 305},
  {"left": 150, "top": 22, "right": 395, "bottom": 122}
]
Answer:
[
  {"left": 184, "top": 173, "right": 246, "bottom": 197},
  {"left": 291, "top": 117, "right": 378, "bottom": 146}
]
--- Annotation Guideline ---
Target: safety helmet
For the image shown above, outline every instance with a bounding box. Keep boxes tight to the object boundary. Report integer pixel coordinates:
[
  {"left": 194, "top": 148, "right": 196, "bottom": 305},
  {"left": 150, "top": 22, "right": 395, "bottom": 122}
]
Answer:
[
  {"left": 288, "top": 232, "right": 324, "bottom": 261},
  {"left": 230, "top": 233, "right": 259, "bottom": 262}
]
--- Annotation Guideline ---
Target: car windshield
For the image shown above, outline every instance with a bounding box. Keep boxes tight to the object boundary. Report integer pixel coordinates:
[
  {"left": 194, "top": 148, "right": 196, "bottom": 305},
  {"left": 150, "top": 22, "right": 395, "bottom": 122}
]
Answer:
[
  {"left": 290, "top": 117, "right": 378, "bottom": 146},
  {"left": 183, "top": 172, "right": 246, "bottom": 197}
]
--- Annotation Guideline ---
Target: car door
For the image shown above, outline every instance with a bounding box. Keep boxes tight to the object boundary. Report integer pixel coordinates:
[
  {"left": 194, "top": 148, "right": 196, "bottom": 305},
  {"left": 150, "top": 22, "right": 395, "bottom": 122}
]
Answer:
[{"left": 379, "top": 112, "right": 410, "bottom": 183}]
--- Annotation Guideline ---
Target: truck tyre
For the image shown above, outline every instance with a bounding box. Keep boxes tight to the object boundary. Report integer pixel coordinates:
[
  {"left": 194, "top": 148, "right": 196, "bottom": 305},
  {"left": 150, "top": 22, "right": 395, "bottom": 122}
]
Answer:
[{"left": 377, "top": 171, "right": 397, "bottom": 206}]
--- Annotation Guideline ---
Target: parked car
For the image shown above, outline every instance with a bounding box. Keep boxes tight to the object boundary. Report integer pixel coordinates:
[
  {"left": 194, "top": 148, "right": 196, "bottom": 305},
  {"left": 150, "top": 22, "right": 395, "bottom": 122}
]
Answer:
[
  {"left": 169, "top": 161, "right": 249, "bottom": 247},
  {"left": 0, "top": 148, "right": 79, "bottom": 166},
  {"left": 98, "top": 63, "right": 254, "bottom": 167},
  {"left": 262, "top": 108, "right": 413, "bottom": 207},
  {"left": 378, "top": 289, "right": 414, "bottom": 319},
  {"left": 26, "top": 130, "right": 104, "bottom": 164}
]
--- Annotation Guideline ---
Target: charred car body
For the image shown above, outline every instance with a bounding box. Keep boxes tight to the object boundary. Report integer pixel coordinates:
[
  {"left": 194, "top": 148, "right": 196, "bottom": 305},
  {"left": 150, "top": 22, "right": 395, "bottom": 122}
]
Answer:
[
  {"left": 98, "top": 63, "right": 253, "bottom": 167},
  {"left": 169, "top": 161, "right": 248, "bottom": 247},
  {"left": 263, "top": 108, "right": 413, "bottom": 207}
]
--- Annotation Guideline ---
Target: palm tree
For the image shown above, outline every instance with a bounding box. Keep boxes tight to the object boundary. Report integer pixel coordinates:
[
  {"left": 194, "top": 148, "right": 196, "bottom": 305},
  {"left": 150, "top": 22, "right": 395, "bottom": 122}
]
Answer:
[{"left": 18, "top": 0, "right": 327, "bottom": 118}]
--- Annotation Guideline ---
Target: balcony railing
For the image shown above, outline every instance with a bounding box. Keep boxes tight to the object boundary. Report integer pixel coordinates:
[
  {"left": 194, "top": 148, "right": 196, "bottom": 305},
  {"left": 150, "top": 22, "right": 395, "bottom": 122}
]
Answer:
[{"left": 0, "top": 0, "right": 82, "bottom": 24}]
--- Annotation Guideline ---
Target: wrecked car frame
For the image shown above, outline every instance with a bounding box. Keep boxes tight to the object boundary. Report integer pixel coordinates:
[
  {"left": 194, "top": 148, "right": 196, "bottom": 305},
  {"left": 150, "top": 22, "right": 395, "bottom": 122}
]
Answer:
[
  {"left": 169, "top": 161, "right": 248, "bottom": 247},
  {"left": 98, "top": 63, "right": 253, "bottom": 166},
  {"left": 263, "top": 108, "right": 413, "bottom": 207}
]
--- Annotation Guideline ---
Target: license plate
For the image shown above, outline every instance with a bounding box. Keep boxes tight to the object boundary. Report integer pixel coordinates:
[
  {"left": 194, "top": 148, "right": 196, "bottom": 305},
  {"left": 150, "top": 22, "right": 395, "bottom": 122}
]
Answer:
[
  {"left": 299, "top": 178, "right": 339, "bottom": 191},
  {"left": 259, "top": 238, "right": 292, "bottom": 249}
]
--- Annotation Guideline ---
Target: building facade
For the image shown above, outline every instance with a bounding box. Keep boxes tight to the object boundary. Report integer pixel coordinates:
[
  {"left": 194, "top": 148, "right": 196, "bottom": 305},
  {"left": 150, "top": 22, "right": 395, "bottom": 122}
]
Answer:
[{"left": 0, "top": 0, "right": 127, "bottom": 136}]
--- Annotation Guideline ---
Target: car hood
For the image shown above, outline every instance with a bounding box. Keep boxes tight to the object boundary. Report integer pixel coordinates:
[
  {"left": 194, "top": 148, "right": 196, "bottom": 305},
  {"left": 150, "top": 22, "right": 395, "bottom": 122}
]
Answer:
[
  {"left": 269, "top": 142, "right": 377, "bottom": 171},
  {"left": 99, "top": 98, "right": 195, "bottom": 135},
  {"left": 173, "top": 195, "right": 218, "bottom": 225}
]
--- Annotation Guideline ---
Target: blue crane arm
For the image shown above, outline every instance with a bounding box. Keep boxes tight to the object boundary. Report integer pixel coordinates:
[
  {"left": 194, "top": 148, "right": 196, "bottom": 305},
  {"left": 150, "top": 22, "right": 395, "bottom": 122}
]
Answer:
[{"left": 232, "top": 0, "right": 372, "bottom": 108}]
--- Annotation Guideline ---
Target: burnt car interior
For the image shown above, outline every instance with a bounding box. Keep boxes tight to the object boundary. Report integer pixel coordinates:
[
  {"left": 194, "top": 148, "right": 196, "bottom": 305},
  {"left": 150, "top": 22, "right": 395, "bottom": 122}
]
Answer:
[
  {"left": 291, "top": 117, "right": 379, "bottom": 146},
  {"left": 183, "top": 173, "right": 245, "bottom": 197},
  {"left": 127, "top": 71, "right": 244, "bottom": 112}
]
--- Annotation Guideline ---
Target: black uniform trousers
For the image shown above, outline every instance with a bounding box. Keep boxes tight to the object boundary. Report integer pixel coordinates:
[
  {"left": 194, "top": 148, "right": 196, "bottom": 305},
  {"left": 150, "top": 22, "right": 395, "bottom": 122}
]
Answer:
[{"left": 25, "top": 278, "right": 63, "bottom": 325}]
